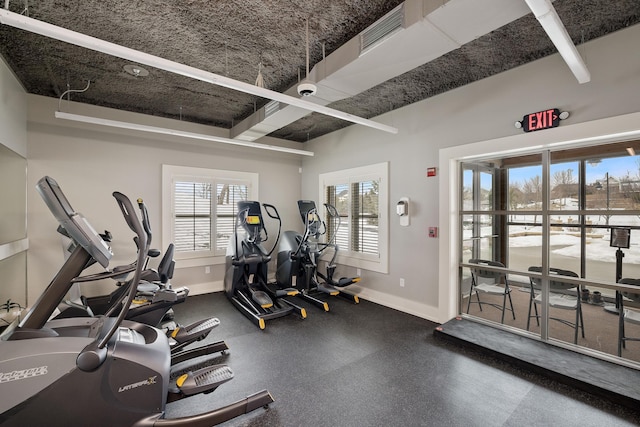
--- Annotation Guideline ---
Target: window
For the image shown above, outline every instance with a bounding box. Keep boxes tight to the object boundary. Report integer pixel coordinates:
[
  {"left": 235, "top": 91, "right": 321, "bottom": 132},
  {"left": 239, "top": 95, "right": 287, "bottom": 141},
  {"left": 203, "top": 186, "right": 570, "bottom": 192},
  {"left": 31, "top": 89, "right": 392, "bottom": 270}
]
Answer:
[
  {"left": 162, "top": 165, "right": 258, "bottom": 266},
  {"left": 319, "top": 162, "right": 388, "bottom": 273},
  {"left": 458, "top": 140, "right": 640, "bottom": 364}
]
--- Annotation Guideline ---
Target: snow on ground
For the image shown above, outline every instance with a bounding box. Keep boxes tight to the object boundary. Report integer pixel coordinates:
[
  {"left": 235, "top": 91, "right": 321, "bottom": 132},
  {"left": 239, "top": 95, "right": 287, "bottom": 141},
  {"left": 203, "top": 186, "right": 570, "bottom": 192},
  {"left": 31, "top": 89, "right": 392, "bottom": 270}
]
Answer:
[{"left": 463, "top": 203, "right": 640, "bottom": 264}]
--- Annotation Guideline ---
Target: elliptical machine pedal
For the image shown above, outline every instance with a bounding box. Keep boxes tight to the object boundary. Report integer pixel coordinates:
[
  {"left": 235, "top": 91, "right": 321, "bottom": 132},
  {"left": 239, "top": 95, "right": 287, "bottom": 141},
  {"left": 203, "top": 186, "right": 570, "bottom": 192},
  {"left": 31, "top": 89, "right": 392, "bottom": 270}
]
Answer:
[
  {"left": 316, "top": 283, "right": 339, "bottom": 296},
  {"left": 252, "top": 290, "right": 273, "bottom": 309},
  {"left": 169, "top": 364, "right": 234, "bottom": 398}
]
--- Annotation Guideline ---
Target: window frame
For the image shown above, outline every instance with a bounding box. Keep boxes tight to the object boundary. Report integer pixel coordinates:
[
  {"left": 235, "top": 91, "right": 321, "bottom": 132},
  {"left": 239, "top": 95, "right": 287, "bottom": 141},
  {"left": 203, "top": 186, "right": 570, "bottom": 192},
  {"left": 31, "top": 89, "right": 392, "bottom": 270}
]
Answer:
[
  {"left": 162, "top": 165, "right": 258, "bottom": 268},
  {"left": 319, "top": 162, "right": 389, "bottom": 273}
]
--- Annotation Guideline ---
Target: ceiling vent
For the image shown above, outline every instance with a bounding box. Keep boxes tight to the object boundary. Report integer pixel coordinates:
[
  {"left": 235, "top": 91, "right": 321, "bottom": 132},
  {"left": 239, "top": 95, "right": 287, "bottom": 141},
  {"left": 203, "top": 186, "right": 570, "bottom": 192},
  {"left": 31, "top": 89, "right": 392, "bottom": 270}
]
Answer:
[
  {"left": 264, "top": 100, "right": 280, "bottom": 118},
  {"left": 360, "top": 4, "right": 404, "bottom": 55}
]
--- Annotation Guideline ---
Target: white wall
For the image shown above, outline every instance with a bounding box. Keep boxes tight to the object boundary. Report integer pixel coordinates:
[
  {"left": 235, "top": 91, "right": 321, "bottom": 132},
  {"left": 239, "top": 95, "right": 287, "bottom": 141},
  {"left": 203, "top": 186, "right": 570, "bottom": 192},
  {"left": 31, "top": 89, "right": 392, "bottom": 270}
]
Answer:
[
  {"left": 0, "top": 56, "right": 27, "bottom": 157},
  {"left": 26, "top": 96, "right": 303, "bottom": 303},
  {"left": 0, "top": 55, "right": 28, "bottom": 311},
  {"left": 302, "top": 24, "right": 640, "bottom": 322}
]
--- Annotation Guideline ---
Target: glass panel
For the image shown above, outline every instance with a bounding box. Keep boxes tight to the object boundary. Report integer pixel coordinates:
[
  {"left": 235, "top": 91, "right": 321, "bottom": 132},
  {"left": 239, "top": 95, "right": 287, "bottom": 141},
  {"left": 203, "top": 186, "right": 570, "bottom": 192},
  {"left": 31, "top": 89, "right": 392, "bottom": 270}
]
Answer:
[
  {"left": 478, "top": 214, "right": 494, "bottom": 261},
  {"left": 462, "top": 168, "right": 473, "bottom": 211},
  {"left": 585, "top": 219, "right": 640, "bottom": 284},
  {"left": 550, "top": 161, "right": 579, "bottom": 211},
  {"left": 508, "top": 165, "right": 543, "bottom": 212},
  {"left": 461, "top": 214, "right": 495, "bottom": 261},
  {"left": 480, "top": 171, "right": 493, "bottom": 211},
  {"left": 0, "top": 144, "right": 27, "bottom": 245},
  {"left": 461, "top": 214, "right": 474, "bottom": 263},
  {"left": 586, "top": 155, "right": 640, "bottom": 212},
  {"left": 508, "top": 224, "right": 542, "bottom": 273},
  {"left": 548, "top": 215, "right": 582, "bottom": 275}
]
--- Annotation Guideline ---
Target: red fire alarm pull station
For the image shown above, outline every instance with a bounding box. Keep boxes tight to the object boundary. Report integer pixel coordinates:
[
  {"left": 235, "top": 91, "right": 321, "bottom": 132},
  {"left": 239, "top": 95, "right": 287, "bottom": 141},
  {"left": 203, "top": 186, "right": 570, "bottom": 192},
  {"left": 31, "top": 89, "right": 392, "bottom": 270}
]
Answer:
[
  {"left": 427, "top": 167, "right": 437, "bottom": 177},
  {"left": 429, "top": 227, "right": 438, "bottom": 238}
]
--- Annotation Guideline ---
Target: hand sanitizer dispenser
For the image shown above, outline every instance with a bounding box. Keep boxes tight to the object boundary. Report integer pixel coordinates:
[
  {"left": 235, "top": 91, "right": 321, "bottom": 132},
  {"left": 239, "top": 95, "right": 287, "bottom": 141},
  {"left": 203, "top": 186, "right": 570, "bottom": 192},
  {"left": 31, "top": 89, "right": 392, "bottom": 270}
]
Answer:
[{"left": 397, "top": 197, "right": 409, "bottom": 227}]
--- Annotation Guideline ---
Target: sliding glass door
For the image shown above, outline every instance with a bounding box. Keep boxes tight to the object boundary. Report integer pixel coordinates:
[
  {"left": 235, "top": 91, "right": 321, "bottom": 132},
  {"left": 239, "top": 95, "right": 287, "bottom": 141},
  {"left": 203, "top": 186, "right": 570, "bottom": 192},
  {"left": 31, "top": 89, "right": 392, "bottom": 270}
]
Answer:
[{"left": 459, "top": 140, "right": 640, "bottom": 366}]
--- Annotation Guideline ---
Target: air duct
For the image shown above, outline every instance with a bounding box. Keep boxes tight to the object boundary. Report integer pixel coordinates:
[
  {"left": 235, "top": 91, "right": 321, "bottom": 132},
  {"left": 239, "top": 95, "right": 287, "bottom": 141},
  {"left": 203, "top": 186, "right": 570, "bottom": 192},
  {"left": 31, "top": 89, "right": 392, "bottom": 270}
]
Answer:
[
  {"left": 360, "top": 4, "right": 405, "bottom": 55},
  {"left": 231, "top": 0, "right": 534, "bottom": 141}
]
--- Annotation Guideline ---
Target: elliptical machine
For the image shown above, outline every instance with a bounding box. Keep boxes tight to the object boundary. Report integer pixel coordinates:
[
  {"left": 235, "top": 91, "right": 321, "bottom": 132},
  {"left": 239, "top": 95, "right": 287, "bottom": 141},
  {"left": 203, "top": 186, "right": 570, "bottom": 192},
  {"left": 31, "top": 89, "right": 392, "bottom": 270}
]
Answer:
[
  {"left": 0, "top": 176, "right": 273, "bottom": 426},
  {"left": 224, "top": 200, "right": 306, "bottom": 329},
  {"left": 276, "top": 200, "right": 360, "bottom": 310},
  {"left": 52, "top": 198, "right": 222, "bottom": 353},
  {"left": 54, "top": 209, "right": 183, "bottom": 328}
]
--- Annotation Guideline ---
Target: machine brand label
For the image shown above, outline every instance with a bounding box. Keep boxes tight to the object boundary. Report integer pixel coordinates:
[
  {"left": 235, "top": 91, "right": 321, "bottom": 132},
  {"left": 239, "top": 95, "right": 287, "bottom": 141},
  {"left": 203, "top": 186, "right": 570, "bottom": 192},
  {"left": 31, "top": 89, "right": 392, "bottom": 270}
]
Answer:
[
  {"left": 0, "top": 366, "right": 48, "bottom": 383},
  {"left": 118, "top": 376, "right": 157, "bottom": 393}
]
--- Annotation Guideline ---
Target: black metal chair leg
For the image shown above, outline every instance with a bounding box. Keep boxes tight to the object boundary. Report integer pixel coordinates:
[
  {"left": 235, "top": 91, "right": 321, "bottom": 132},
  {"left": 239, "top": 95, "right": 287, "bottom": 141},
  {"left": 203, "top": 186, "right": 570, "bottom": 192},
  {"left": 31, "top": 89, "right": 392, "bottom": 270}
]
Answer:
[{"left": 507, "top": 289, "right": 515, "bottom": 320}]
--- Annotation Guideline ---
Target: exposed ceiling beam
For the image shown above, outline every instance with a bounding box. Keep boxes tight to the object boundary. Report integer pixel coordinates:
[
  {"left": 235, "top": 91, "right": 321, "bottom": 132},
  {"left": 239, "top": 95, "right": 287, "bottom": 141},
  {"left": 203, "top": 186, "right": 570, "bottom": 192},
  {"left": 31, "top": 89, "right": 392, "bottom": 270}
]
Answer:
[
  {"left": 0, "top": 9, "right": 398, "bottom": 135},
  {"left": 524, "top": 0, "right": 590, "bottom": 84}
]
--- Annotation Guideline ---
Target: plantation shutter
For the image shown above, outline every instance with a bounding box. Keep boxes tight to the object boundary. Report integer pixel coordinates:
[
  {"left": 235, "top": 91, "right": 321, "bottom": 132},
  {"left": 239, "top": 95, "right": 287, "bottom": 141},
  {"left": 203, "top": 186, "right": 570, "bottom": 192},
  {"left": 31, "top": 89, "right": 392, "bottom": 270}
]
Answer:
[
  {"left": 174, "top": 181, "right": 211, "bottom": 252},
  {"left": 351, "top": 182, "right": 362, "bottom": 252},
  {"left": 352, "top": 180, "right": 379, "bottom": 255},
  {"left": 215, "top": 183, "right": 248, "bottom": 253},
  {"left": 326, "top": 186, "right": 336, "bottom": 241}
]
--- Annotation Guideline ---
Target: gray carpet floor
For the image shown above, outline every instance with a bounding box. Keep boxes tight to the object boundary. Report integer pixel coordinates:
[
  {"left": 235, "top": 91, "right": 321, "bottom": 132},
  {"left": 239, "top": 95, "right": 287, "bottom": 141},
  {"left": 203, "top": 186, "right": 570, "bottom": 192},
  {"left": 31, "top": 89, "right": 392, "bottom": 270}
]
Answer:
[{"left": 164, "top": 291, "right": 640, "bottom": 426}]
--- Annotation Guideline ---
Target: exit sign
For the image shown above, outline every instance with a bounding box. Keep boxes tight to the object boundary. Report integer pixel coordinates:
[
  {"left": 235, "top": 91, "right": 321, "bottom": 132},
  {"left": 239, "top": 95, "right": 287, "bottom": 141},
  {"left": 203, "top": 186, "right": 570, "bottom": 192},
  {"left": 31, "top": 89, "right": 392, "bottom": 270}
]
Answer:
[{"left": 521, "top": 108, "right": 560, "bottom": 132}]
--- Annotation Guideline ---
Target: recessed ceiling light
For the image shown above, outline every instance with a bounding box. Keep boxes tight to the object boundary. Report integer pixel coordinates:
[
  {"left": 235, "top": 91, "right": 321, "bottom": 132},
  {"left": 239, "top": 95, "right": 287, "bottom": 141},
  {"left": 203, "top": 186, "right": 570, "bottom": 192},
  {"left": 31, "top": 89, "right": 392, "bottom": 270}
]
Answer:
[{"left": 123, "top": 64, "right": 149, "bottom": 77}]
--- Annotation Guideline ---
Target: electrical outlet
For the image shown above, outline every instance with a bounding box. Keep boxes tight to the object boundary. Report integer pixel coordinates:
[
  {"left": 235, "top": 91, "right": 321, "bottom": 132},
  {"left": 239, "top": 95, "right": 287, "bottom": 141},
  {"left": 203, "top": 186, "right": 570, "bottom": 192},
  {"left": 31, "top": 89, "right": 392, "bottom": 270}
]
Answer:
[
  {"left": 205, "top": 266, "right": 211, "bottom": 274},
  {"left": 356, "top": 268, "right": 361, "bottom": 276},
  {"left": 400, "top": 278, "right": 405, "bottom": 287}
]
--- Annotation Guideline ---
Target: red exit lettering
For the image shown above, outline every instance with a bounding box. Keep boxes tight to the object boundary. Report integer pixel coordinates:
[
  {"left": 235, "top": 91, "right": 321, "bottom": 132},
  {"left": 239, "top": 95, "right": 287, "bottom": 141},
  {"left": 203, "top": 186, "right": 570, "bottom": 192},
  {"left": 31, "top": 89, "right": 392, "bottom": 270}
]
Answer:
[{"left": 522, "top": 108, "right": 560, "bottom": 132}]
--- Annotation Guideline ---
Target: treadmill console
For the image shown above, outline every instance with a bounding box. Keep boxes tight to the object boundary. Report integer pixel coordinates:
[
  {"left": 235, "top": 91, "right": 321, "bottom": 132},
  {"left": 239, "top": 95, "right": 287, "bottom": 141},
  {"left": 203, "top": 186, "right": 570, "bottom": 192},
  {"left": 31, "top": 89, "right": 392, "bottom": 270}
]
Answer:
[{"left": 36, "top": 176, "right": 113, "bottom": 268}]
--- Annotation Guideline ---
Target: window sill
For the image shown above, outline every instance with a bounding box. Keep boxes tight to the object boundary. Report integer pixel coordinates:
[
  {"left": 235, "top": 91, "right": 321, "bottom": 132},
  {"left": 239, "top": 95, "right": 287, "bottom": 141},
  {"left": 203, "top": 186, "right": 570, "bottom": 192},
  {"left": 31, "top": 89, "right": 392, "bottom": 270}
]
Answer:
[
  {"left": 174, "top": 255, "right": 226, "bottom": 269},
  {"left": 335, "top": 253, "right": 388, "bottom": 274}
]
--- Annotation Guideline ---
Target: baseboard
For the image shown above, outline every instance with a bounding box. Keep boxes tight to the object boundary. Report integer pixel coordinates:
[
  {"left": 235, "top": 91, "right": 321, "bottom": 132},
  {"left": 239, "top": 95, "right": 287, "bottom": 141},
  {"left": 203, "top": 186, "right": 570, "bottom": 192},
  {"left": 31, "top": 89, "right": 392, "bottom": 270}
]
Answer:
[
  {"left": 348, "top": 285, "right": 439, "bottom": 323},
  {"left": 185, "top": 281, "right": 439, "bottom": 323},
  {"left": 185, "top": 280, "right": 223, "bottom": 296}
]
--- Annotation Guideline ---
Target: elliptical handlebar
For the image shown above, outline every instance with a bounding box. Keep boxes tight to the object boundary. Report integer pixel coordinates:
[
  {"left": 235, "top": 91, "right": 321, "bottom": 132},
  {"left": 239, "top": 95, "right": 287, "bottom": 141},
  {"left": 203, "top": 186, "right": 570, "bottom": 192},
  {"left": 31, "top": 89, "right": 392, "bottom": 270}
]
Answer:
[
  {"left": 323, "top": 203, "right": 340, "bottom": 246},
  {"left": 98, "top": 192, "right": 148, "bottom": 349},
  {"left": 137, "top": 197, "right": 153, "bottom": 246},
  {"left": 306, "top": 207, "right": 326, "bottom": 239},
  {"left": 262, "top": 203, "right": 281, "bottom": 257},
  {"left": 233, "top": 205, "right": 249, "bottom": 259},
  {"left": 293, "top": 209, "right": 312, "bottom": 256}
]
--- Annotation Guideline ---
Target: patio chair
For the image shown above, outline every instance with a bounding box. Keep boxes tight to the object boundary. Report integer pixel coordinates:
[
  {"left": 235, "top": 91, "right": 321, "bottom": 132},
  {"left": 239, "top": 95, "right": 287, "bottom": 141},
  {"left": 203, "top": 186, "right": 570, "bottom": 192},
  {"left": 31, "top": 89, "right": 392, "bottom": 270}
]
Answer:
[
  {"left": 526, "top": 266, "right": 584, "bottom": 344},
  {"left": 617, "top": 278, "right": 640, "bottom": 357},
  {"left": 466, "top": 259, "right": 515, "bottom": 324}
]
